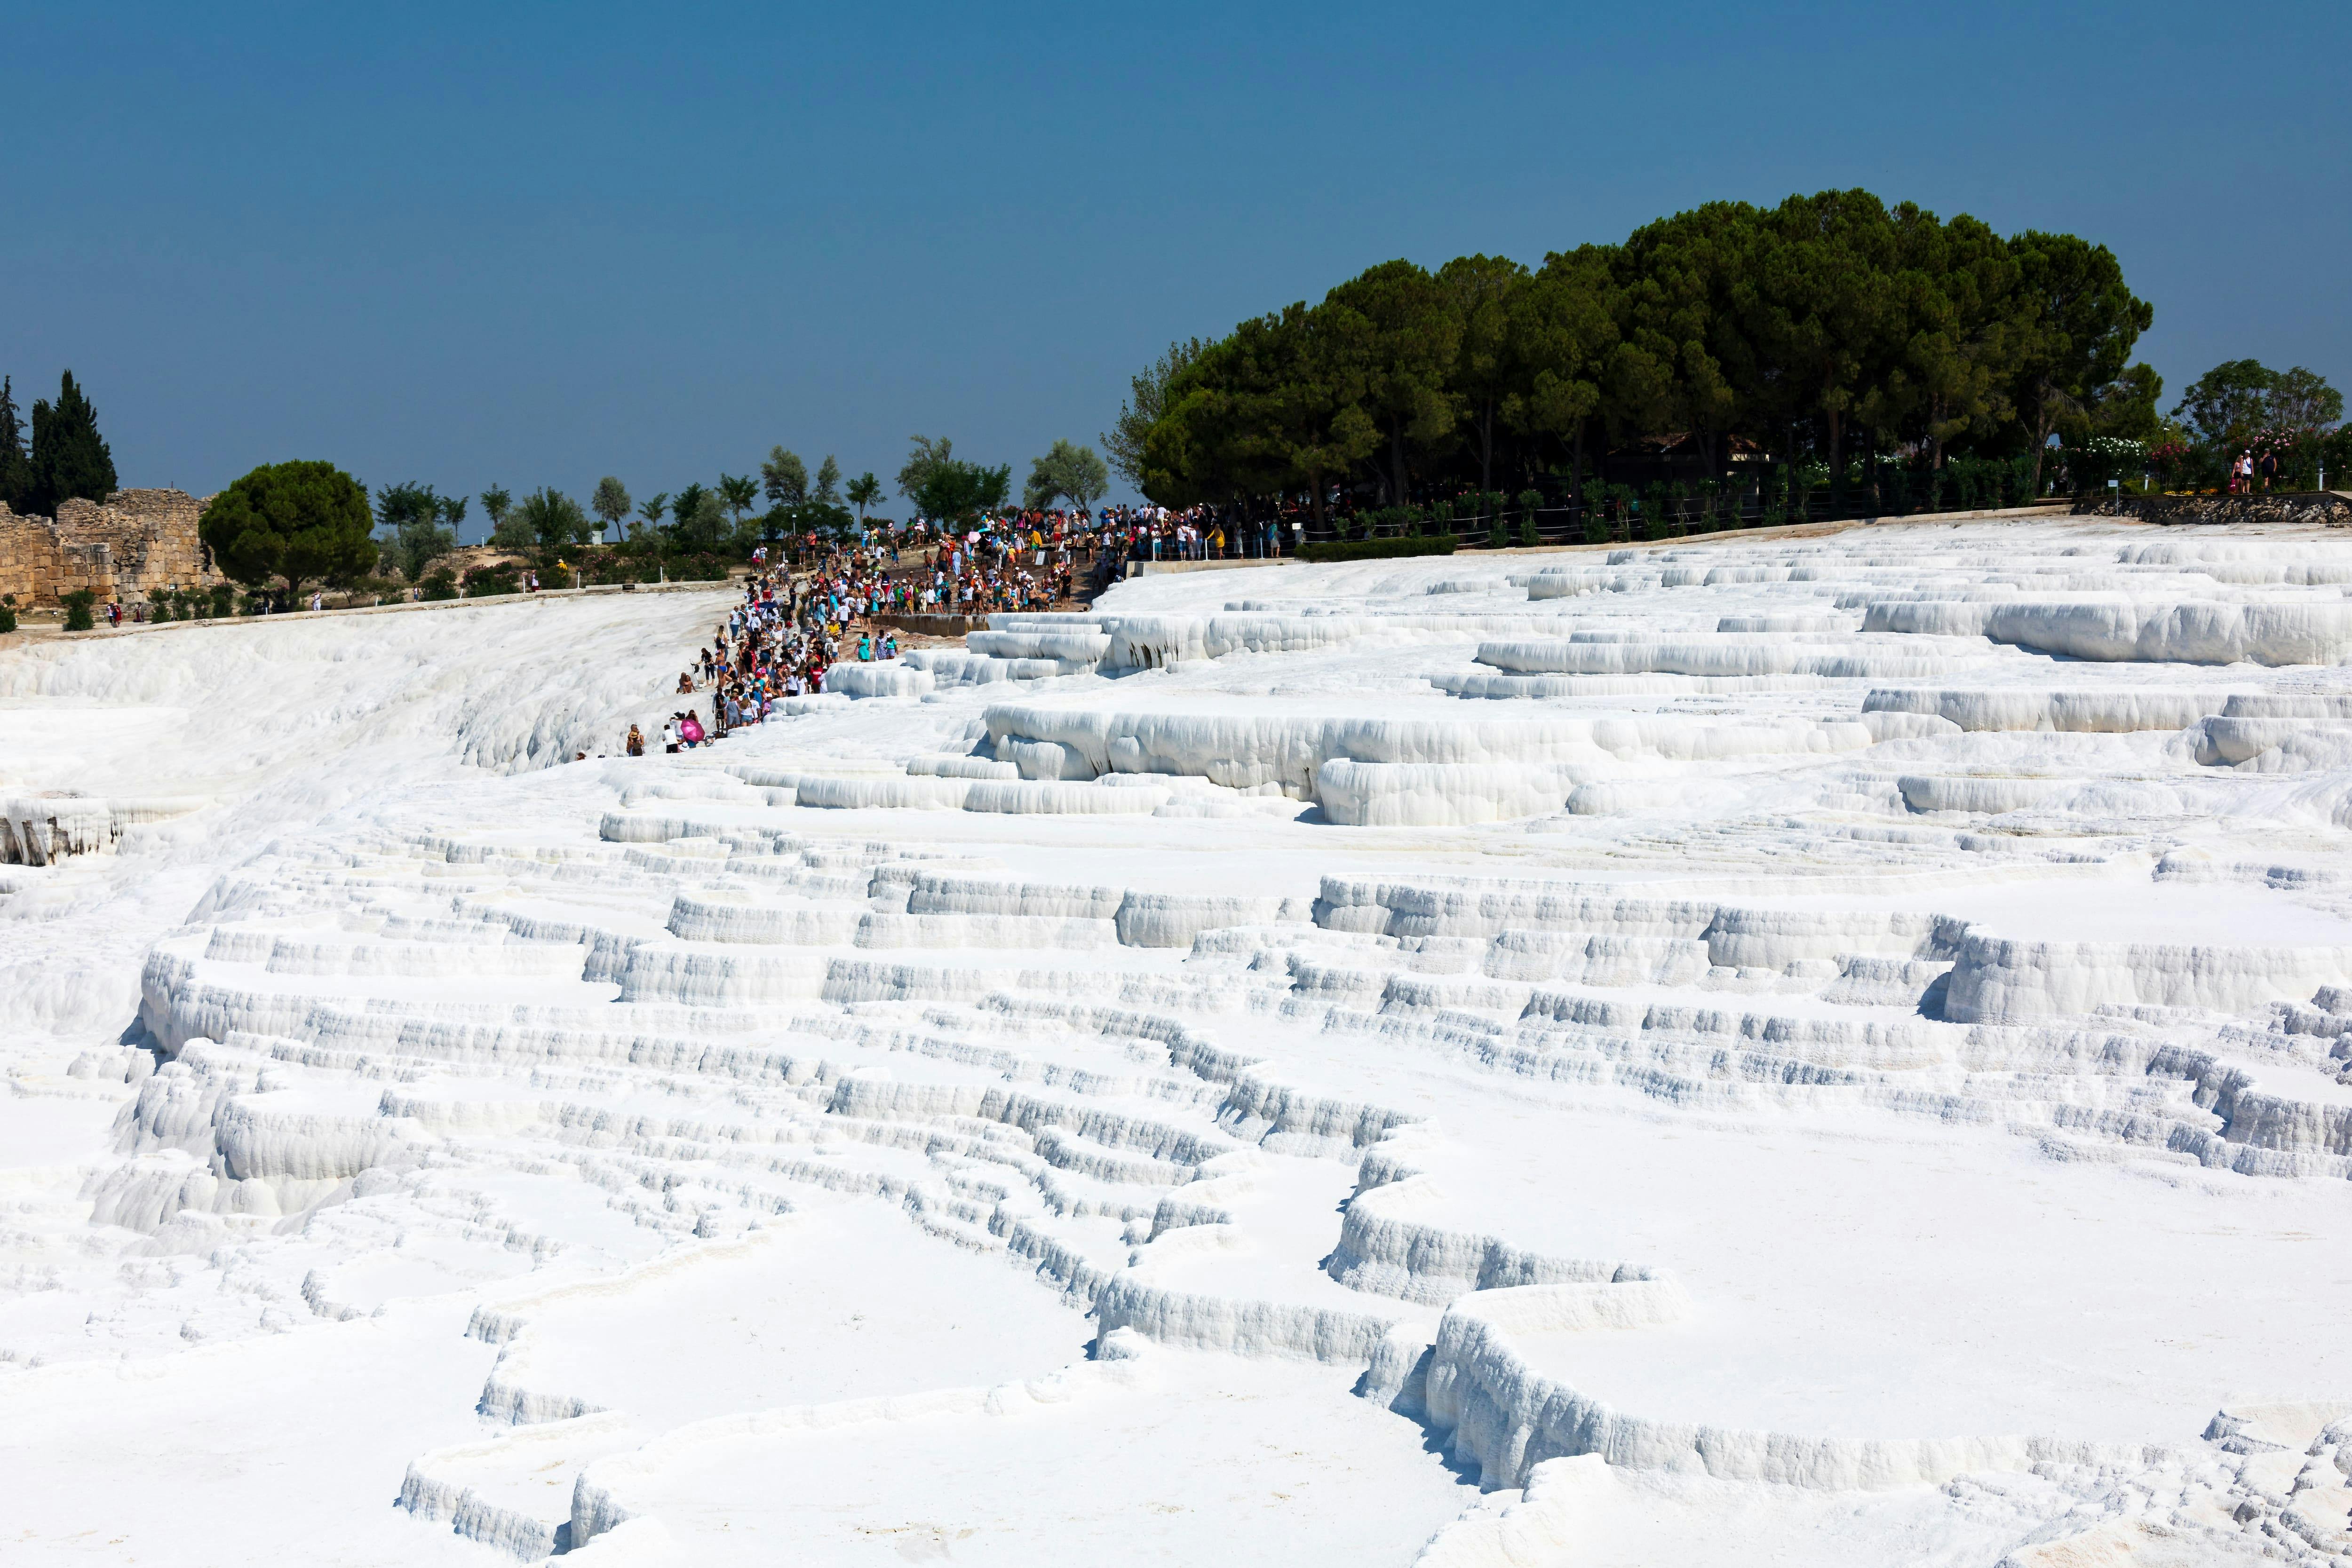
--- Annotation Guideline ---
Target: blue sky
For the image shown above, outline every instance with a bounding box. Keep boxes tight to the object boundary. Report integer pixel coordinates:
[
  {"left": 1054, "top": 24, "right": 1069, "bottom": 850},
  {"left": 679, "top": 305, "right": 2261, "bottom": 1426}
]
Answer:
[{"left": 8, "top": 1, "right": 2346, "bottom": 533}]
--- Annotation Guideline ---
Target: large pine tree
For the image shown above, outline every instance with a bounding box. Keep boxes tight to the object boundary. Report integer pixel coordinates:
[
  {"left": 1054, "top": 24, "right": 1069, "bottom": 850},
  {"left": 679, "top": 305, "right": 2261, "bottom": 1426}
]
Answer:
[
  {"left": 28, "top": 370, "right": 119, "bottom": 516},
  {"left": 0, "top": 377, "right": 32, "bottom": 515}
]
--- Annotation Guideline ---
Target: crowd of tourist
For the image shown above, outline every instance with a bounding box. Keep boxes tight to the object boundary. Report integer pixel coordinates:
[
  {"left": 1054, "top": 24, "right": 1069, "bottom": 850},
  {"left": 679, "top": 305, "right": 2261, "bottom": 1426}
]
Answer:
[
  {"left": 1088, "top": 503, "right": 1295, "bottom": 563},
  {"left": 644, "top": 503, "right": 1303, "bottom": 752},
  {"left": 660, "top": 545, "right": 903, "bottom": 744},
  {"left": 651, "top": 527, "right": 1043, "bottom": 751}
]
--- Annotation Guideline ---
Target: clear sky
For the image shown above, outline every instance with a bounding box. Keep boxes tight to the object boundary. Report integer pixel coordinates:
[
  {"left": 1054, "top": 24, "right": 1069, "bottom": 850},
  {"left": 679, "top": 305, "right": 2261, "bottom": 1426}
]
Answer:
[{"left": 9, "top": 1, "right": 2347, "bottom": 534}]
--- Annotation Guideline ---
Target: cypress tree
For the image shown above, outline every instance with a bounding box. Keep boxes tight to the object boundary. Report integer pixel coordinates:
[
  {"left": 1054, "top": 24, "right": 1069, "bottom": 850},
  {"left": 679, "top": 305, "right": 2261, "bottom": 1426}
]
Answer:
[
  {"left": 0, "top": 377, "right": 32, "bottom": 515},
  {"left": 29, "top": 370, "right": 119, "bottom": 516}
]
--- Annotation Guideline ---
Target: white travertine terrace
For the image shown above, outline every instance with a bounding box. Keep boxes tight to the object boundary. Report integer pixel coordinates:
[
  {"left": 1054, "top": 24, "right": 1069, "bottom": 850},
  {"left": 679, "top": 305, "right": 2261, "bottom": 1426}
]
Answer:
[{"left": 5, "top": 519, "right": 2352, "bottom": 1564}]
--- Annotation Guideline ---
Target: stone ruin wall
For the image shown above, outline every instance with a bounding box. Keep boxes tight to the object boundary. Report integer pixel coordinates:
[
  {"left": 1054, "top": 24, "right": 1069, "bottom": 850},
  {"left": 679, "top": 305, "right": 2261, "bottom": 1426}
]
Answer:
[{"left": 0, "top": 489, "right": 222, "bottom": 609}]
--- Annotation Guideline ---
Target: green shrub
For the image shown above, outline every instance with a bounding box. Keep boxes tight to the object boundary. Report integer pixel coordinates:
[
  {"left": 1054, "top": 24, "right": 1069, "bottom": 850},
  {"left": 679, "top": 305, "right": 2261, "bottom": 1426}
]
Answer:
[
  {"left": 1517, "top": 515, "right": 1540, "bottom": 547},
  {"left": 61, "top": 588, "right": 96, "bottom": 631},
  {"left": 419, "top": 568, "right": 460, "bottom": 602},
  {"left": 1640, "top": 485, "right": 1670, "bottom": 541},
  {"left": 1358, "top": 506, "right": 1424, "bottom": 539},
  {"left": 210, "top": 584, "right": 236, "bottom": 618},
  {"left": 463, "top": 564, "right": 519, "bottom": 597},
  {"left": 0, "top": 594, "right": 16, "bottom": 635},
  {"left": 1295, "top": 535, "right": 1458, "bottom": 563}
]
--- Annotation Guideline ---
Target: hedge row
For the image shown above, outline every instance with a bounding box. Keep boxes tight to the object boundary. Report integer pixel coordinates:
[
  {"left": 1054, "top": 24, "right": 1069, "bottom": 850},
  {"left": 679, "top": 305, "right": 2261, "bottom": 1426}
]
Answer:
[{"left": 1294, "top": 535, "right": 1460, "bottom": 564}]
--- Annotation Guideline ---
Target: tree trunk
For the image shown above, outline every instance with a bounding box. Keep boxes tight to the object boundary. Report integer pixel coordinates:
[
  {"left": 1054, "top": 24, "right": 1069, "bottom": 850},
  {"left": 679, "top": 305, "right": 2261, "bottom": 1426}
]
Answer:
[
  {"left": 2027, "top": 378, "right": 2053, "bottom": 498},
  {"left": 1478, "top": 401, "right": 1495, "bottom": 498},
  {"left": 1825, "top": 402, "right": 1844, "bottom": 515}
]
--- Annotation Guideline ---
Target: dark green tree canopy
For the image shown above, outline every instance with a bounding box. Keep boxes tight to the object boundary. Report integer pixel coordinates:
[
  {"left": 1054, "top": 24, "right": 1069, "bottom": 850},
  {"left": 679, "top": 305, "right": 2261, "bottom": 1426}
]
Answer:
[
  {"left": 374, "top": 480, "right": 445, "bottom": 532},
  {"left": 2007, "top": 230, "right": 2153, "bottom": 488},
  {"left": 0, "top": 377, "right": 33, "bottom": 515},
  {"left": 1103, "top": 340, "right": 1204, "bottom": 490},
  {"left": 2082, "top": 363, "right": 2165, "bottom": 443},
  {"left": 667, "top": 482, "right": 710, "bottom": 547},
  {"left": 516, "top": 487, "right": 593, "bottom": 561},
  {"left": 718, "top": 473, "right": 759, "bottom": 521},
  {"left": 916, "top": 461, "right": 1011, "bottom": 523},
  {"left": 28, "top": 370, "right": 118, "bottom": 516},
  {"left": 1024, "top": 440, "right": 1110, "bottom": 511},
  {"left": 893, "top": 435, "right": 1007, "bottom": 521},
  {"left": 1322, "top": 259, "right": 1461, "bottom": 505},
  {"left": 761, "top": 447, "right": 808, "bottom": 507},
  {"left": 2173, "top": 360, "right": 2342, "bottom": 449},
  {"left": 688, "top": 492, "right": 730, "bottom": 550},
  {"left": 384, "top": 516, "right": 456, "bottom": 582},
  {"left": 895, "top": 436, "right": 954, "bottom": 503},
  {"left": 1124, "top": 188, "right": 2157, "bottom": 513},
  {"left": 591, "top": 477, "right": 632, "bottom": 533},
  {"left": 199, "top": 460, "right": 375, "bottom": 593},
  {"left": 374, "top": 481, "right": 458, "bottom": 581},
  {"left": 2267, "top": 367, "right": 2345, "bottom": 436}
]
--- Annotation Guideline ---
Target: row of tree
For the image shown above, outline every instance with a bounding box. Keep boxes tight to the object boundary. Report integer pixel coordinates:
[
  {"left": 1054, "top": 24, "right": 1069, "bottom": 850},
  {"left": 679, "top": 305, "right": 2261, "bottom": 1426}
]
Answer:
[
  {"left": 0, "top": 372, "right": 119, "bottom": 518},
  {"left": 368, "top": 432, "right": 1113, "bottom": 570},
  {"left": 2, "top": 361, "right": 1116, "bottom": 574},
  {"left": 1109, "top": 189, "right": 2166, "bottom": 526},
  {"left": 890, "top": 435, "right": 1109, "bottom": 523},
  {"left": 366, "top": 434, "right": 1116, "bottom": 583},
  {"left": 2160, "top": 358, "right": 2345, "bottom": 489}
]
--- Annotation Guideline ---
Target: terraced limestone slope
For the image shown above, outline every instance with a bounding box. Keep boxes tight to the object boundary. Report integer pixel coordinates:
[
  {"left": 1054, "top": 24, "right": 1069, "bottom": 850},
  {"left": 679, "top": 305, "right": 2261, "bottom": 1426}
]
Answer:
[{"left": 5, "top": 519, "right": 2352, "bottom": 1565}]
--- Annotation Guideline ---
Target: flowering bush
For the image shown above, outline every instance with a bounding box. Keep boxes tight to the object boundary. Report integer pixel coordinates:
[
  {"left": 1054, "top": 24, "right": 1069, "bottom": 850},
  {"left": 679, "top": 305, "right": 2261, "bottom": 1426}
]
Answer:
[{"left": 2062, "top": 436, "right": 2148, "bottom": 490}]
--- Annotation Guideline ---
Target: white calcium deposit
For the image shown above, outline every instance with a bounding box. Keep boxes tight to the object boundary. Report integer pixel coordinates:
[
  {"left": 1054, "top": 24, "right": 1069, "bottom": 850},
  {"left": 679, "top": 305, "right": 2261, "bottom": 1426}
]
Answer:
[{"left": 5, "top": 521, "right": 2352, "bottom": 1566}]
